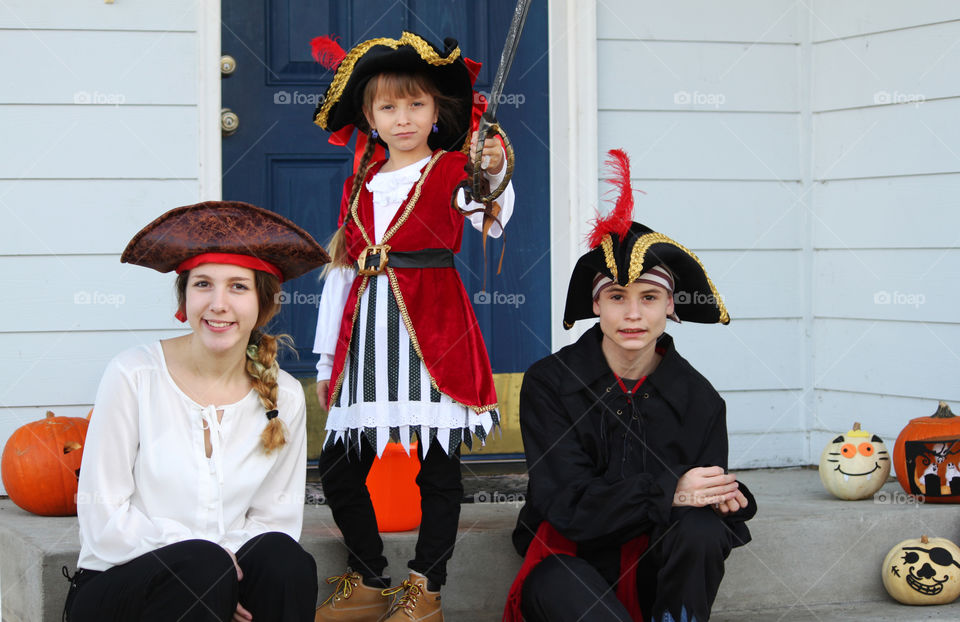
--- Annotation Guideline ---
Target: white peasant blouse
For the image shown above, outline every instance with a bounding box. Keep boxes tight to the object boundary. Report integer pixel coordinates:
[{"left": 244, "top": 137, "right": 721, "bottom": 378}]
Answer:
[{"left": 76, "top": 342, "right": 307, "bottom": 571}]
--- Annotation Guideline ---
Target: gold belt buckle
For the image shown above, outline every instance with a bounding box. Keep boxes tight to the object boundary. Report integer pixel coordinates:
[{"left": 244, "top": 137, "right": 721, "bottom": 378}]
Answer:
[{"left": 357, "top": 244, "right": 391, "bottom": 276}]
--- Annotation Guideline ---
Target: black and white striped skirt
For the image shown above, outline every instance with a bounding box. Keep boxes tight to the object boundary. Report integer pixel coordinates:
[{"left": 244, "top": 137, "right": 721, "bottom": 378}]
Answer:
[{"left": 325, "top": 274, "right": 498, "bottom": 458}]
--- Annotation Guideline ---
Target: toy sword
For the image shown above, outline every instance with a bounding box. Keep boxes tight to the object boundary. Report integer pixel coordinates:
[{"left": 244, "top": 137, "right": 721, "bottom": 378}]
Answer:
[{"left": 463, "top": 0, "right": 531, "bottom": 204}]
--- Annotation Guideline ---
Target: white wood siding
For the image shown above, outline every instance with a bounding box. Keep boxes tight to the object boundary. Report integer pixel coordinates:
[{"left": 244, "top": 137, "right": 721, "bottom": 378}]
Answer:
[
  {"left": 597, "top": 0, "right": 805, "bottom": 467},
  {"left": 597, "top": 1, "right": 960, "bottom": 470},
  {"left": 811, "top": 6, "right": 960, "bottom": 478},
  {"left": 0, "top": 1, "right": 203, "bottom": 493}
]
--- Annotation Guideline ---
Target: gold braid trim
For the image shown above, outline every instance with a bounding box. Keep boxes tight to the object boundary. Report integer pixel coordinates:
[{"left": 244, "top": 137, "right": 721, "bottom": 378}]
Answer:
[
  {"left": 329, "top": 276, "right": 370, "bottom": 406},
  {"left": 315, "top": 32, "right": 462, "bottom": 129},
  {"left": 385, "top": 266, "right": 498, "bottom": 415},
  {"left": 600, "top": 234, "right": 618, "bottom": 282},
  {"left": 628, "top": 232, "right": 730, "bottom": 324}
]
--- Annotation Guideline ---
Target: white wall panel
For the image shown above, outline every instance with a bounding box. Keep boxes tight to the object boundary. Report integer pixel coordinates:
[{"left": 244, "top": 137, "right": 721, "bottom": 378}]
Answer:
[
  {"left": 598, "top": 40, "right": 798, "bottom": 112},
  {"left": 2, "top": 30, "right": 196, "bottom": 105},
  {"left": 631, "top": 180, "right": 803, "bottom": 250},
  {"left": 812, "top": 21, "right": 960, "bottom": 111},
  {"left": 599, "top": 111, "right": 800, "bottom": 181},
  {"left": 0, "top": 180, "right": 200, "bottom": 255},
  {"left": 813, "top": 174, "right": 960, "bottom": 249},
  {"left": 0, "top": 256, "right": 178, "bottom": 332},
  {"left": 668, "top": 319, "right": 803, "bottom": 392},
  {"left": 0, "top": 330, "right": 182, "bottom": 408},
  {"left": 814, "top": 249, "right": 960, "bottom": 323},
  {"left": 729, "top": 431, "right": 805, "bottom": 468},
  {"left": 696, "top": 249, "right": 802, "bottom": 319},
  {"left": 0, "top": 106, "right": 198, "bottom": 179},
  {"left": 814, "top": 99, "right": 960, "bottom": 180},
  {"left": 598, "top": 0, "right": 799, "bottom": 43},
  {"left": 724, "top": 389, "right": 805, "bottom": 433},
  {"left": 811, "top": 0, "right": 960, "bottom": 41},
  {"left": 814, "top": 319, "right": 960, "bottom": 401},
  {"left": 0, "top": 0, "right": 196, "bottom": 30}
]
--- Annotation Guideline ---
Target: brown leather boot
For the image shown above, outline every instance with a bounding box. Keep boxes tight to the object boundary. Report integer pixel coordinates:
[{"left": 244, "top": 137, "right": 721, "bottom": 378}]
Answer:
[
  {"left": 315, "top": 570, "right": 392, "bottom": 622},
  {"left": 381, "top": 573, "right": 443, "bottom": 621}
]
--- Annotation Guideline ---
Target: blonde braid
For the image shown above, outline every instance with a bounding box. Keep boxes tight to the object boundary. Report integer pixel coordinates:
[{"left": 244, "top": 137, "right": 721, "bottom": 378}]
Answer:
[{"left": 245, "top": 332, "right": 292, "bottom": 453}]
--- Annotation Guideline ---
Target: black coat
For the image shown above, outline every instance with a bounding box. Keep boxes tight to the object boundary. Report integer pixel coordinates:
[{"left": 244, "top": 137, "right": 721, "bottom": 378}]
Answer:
[{"left": 513, "top": 324, "right": 755, "bottom": 571}]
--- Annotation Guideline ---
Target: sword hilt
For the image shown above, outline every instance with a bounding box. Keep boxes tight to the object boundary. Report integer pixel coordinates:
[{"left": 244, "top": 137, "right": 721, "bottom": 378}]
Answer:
[{"left": 467, "top": 121, "right": 515, "bottom": 204}]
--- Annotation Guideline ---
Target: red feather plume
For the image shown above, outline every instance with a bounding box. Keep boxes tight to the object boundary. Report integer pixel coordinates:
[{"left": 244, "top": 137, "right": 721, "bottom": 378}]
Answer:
[
  {"left": 587, "top": 149, "right": 639, "bottom": 248},
  {"left": 311, "top": 35, "right": 347, "bottom": 69}
]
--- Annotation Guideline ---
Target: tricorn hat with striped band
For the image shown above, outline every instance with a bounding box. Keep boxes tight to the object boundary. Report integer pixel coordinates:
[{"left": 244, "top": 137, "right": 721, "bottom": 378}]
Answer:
[{"left": 562, "top": 150, "right": 730, "bottom": 328}]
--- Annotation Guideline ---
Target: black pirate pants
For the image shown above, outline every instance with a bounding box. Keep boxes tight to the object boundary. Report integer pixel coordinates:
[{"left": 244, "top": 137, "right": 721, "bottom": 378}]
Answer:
[
  {"left": 522, "top": 507, "right": 733, "bottom": 622},
  {"left": 66, "top": 533, "right": 318, "bottom": 622},
  {"left": 319, "top": 435, "right": 462, "bottom": 587}
]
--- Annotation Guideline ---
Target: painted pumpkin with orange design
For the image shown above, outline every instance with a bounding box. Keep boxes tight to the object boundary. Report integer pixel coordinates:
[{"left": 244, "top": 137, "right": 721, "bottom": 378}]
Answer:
[{"left": 819, "top": 422, "right": 890, "bottom": 500}]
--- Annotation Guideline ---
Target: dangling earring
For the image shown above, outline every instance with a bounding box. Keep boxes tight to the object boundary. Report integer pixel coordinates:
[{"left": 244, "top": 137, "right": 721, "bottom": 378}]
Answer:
[
  {"left": 431, "top": 123, "right": 439, "bottom": 134},
  {"left": 371, "top": 129, "right": 379, "bottom": 139}
]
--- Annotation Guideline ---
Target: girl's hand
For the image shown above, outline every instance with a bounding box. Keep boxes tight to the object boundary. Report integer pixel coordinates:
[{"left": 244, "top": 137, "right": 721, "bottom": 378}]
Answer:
[
  {"left": 470, "top": 131, "right": 505, "bottom": 175},
  {"left": 316, "top": 380, "right": 330, "bottom": 408},
  {"left": 233, "top": 602, "right": 253, "bottom": 621},
  {"left": 673, "top": 466, "right": 740, "bottom": 507}
]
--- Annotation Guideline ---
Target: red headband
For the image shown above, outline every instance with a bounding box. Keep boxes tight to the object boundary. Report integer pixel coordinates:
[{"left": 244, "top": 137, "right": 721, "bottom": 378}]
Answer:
[{"left": 176, "top": 253, "right": 284, "bottom": 280}]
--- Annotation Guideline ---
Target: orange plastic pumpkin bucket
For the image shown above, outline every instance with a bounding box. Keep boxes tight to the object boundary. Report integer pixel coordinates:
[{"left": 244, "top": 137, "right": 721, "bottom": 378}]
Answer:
[{"left": 366, "top": 442, "right": 421, "bottom": 532}]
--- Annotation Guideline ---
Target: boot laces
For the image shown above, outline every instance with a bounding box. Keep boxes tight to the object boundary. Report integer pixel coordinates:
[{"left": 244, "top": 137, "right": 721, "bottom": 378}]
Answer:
[
  {"left": 383, "top": 579, "right": 423, "bottom": 612},
  {"left": 320, "top": 570, "right": 361, "bottom": 606}
]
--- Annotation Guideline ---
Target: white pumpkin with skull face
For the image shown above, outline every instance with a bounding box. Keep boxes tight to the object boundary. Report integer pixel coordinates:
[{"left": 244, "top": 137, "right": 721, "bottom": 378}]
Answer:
[
  {"left": 882, "top": 535, "right": 960, "bottom": 605},
  {"left": 819, "top": 422, "right": 891, "bottom": 500}
]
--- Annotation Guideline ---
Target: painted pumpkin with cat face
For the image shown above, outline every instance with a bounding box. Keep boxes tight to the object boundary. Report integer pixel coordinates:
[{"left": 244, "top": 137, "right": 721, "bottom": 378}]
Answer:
[{"left": 819, "top": 422, "right": 890, "bottom": 500}]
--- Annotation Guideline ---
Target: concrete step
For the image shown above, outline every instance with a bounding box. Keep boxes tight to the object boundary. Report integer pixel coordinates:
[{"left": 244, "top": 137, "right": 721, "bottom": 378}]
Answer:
[{"left": 3, "top": 468, "right": 960, "bottom": 621}]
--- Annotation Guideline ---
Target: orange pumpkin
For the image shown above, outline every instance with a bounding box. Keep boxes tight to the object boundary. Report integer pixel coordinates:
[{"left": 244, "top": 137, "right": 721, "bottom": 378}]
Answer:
[
  {"left": 366, "top": 442, "right": 421, "bottom": 532},
  {"left": 894, "top": 402, "right": 960, "bottom": 503},
  {"left": 1, "top": 411, "right": 89, "bottom": 516}
]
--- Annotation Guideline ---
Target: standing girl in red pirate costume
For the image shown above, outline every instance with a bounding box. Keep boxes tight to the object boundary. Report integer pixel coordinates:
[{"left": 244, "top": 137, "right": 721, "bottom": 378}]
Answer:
[{"left": 309, "top": 32, "right": 515, "bottom": 621}]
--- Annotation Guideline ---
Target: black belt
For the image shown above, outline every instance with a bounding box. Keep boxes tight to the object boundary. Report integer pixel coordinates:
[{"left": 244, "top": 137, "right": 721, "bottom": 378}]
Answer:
[{"left": 358, "top": 246, "right": 454, "bottom": 276}]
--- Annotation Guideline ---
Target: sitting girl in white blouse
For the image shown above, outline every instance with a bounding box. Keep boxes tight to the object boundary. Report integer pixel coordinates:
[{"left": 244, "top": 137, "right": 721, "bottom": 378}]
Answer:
[{"left": 64, "top": 201, "right": 329, "bottom": 622}]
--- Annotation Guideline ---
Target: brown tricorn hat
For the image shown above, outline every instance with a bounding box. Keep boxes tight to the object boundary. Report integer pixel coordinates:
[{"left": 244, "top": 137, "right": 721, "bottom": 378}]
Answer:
[{"left": 121, "top": 201, "right": 330, "bottom": 281}]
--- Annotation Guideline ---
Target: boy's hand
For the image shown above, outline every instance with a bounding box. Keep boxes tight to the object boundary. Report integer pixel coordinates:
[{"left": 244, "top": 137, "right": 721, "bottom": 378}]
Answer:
[
  {"left": 470, "top": 131, "right": 505, "bottom": 175},
  {"left": 316, "top": 380, "right": 330, "bottom": 408},
  {"left": 712, "top": 489, "right": 749, "bottom": 516},
  {"left": 673, "top": 466, "right": 740, "bottom": 507}
]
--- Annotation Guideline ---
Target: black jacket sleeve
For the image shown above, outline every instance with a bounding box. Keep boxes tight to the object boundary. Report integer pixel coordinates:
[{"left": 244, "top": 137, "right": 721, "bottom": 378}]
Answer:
[{"left": 518, "top": 364, "right": 677, "bottom": 548}]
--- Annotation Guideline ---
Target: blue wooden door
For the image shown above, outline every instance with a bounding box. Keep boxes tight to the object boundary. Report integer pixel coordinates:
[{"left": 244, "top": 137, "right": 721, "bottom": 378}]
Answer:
[{"left": 221, "top": 1, "right": 550, "bottom": 383}]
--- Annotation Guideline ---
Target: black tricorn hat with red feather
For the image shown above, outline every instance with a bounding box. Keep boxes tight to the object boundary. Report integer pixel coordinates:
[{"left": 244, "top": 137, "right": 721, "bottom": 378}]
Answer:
[
  {"left": 562, "top": 149, "right": 730, "bottom": 328},
  {"left": 310, "top": 31, "right": 474, "bottom": 152}
]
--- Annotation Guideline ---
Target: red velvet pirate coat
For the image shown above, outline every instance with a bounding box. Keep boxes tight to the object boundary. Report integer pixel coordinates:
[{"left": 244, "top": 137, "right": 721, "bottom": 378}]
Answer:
[{"left": 328, "top": 150, "right": 498, "bottom": 414}]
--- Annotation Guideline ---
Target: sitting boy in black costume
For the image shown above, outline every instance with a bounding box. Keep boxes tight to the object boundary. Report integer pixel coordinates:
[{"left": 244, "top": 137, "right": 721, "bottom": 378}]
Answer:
[{"left": 505, "top": 150, "right": 756, "bottom": 622}]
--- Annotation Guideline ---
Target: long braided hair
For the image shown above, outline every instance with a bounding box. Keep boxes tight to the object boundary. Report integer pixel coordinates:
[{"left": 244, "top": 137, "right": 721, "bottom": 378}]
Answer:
[{"left": 176, "top": 270, "right": 291, "bottom": 453}]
